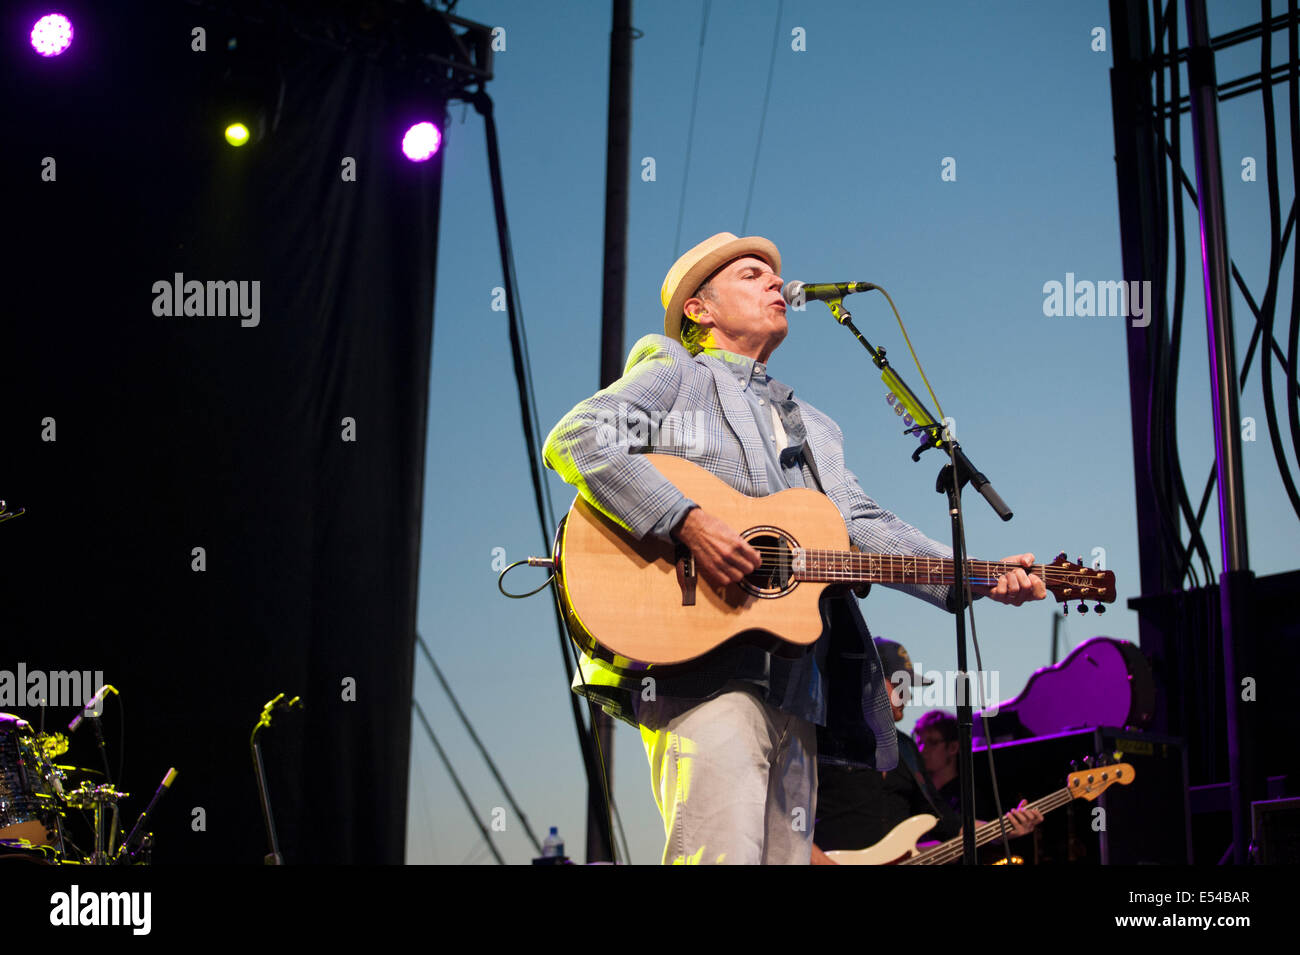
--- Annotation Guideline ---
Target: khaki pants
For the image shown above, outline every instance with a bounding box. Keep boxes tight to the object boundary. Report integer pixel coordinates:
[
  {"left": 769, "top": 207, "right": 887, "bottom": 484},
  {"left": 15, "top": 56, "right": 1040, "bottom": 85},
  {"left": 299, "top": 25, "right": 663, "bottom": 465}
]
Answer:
[{"left": 634, "top": 687, "right": 817, "bottom": 865}]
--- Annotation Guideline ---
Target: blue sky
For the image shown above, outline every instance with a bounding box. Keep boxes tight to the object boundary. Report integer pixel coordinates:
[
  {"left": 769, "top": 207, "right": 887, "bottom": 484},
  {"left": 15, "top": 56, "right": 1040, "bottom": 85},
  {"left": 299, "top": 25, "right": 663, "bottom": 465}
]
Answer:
[{"left": 406, "top": 0, "right": 1298, "bottom": 864}]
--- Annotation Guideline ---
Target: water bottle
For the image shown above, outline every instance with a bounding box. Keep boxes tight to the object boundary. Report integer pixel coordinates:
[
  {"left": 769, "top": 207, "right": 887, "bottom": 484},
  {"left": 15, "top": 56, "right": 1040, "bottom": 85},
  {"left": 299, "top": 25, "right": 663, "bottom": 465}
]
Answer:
[{"left": 542, "top": 826, "right": 564, "bottom": 859}]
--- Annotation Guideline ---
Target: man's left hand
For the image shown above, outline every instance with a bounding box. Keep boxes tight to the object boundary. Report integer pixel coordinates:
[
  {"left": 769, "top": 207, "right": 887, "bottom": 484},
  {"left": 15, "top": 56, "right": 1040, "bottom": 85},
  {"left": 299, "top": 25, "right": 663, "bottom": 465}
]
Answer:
[
  {"left": 976, "top": 553, "right": 1046, "bottom": 606},
  {"left": 1005, "top": 798, "right": 1044, "bottom": 837}
]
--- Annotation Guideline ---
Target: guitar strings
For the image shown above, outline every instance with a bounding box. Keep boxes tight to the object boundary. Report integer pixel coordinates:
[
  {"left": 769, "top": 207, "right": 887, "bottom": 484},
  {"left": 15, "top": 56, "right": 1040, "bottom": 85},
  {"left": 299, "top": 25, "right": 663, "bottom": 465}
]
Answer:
[
  {"left": 743, "top": 549, "right": 1049, "bottom": 579},
  {"left": 909, "top": 776, "right": 1127, "bottom": 864},
  {"left": 738, "top": 546, "right": 1103, "bottom": 585},
  {"left": 728, "top": 544, "right": 1107, "bottom": 596},
  {"left": 904, "top": 787, "right": 1079, "bottom": 866}
]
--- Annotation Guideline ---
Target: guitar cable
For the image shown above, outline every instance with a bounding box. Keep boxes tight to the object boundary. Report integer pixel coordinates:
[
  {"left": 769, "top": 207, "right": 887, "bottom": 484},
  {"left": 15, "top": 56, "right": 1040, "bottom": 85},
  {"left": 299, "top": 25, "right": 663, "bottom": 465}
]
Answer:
[
  {"left": 549, "top": 566, "right": 631, "bottom": 865},
  {"left": 497, "top": 555, "right": 630, "bottom": 865},
  {"left": 497, "top": 559, "right": 555, "bottom": 599}
]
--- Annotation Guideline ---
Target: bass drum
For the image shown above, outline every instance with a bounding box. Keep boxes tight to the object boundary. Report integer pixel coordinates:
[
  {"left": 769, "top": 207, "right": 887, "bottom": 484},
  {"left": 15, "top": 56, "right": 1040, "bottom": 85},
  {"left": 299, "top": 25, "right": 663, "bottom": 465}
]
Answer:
[{"left": 0, "top": 839, "right": 58, "bottom": 864}]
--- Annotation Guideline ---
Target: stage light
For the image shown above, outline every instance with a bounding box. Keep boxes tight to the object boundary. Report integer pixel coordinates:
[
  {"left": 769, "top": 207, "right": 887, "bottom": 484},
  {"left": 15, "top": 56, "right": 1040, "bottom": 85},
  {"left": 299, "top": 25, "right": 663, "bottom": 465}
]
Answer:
[
  {"left": 225, "top": 123, "right": 251, "bottom": 147},
  {"left": 31, "top": 13, "right": 73, "bottom": 57},
  {"left": 401, "top": 122, "right": 442, "bottom": 162}
]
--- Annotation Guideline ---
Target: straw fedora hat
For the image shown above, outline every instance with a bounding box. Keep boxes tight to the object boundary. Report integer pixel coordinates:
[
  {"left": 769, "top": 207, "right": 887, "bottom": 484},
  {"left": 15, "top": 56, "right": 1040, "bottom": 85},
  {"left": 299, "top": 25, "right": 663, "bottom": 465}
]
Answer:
[{"left": 660, "top": 232, "right": 781, "bottom": 342}]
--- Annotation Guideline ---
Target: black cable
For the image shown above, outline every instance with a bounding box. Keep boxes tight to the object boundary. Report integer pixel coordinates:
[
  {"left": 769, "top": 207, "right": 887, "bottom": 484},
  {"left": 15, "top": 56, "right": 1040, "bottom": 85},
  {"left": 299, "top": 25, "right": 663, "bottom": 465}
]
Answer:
[
  {"left": 410, "top": 699, "right": 506, "bottom": 864},
  {"left": 1164, "top": 0, "right": 1217, "bottom": 587},
  {"left": 116, "top": 693, "right": 124, "bottom": 807},
  {"left": 497, "top": 559, "right": 556, "bottom": 598},
  {"left": 741, "top": 0, "right": 784, "bottom": 234},
  {"left": 415, "top": 633, "right": 544, "bottom": 855},
  {"left": 471, "top": 96, "right": 558, "bottom": 536},
  {"left": 1256, "top": 0, "right": 1300, "bottom": 525},
  {"left": 1186, "top": 251, "right": 1300, "bottom": 581},
  {"left": 494, "top": 569, "right": 626, "bottom": 858},
  {"left": 950, "top": 483, "right": 1014, "bottom": 863},
  {"left": 1143, "top": 4, "right": 1223, "bottom": 588},
  {"left": 1158, "top": 4, "right": 1300, "bottom": 553},
  {"left": 1160, "top": 0, "right": 1206, "bottom": 587},
  {"left": 609, "top": 789, "right": 632, "bottom": 867},
  {"left": 1286, "top": 0, "right": 1300, "bottom": 503},
  {"left": 551, "top": 567, "right": 628, "bottom": 863},
  {"left": 1154, "top": 4, "right": 1193, "bottom": 587},
  {"left": 672, "top": 0, "right": 711, "bottom": 258},
  {"left": 1163, "top": 146, "right": 1300, "bottom": 385},
  {"left": 471, "top": 90, "right": 620, "bottom": 862},
  {"left": 1149, "top": 1, "right": 1204, "bottom": 588},
  {"left": 1163, "top": 155, "right": 1300, "bottom": 574}
]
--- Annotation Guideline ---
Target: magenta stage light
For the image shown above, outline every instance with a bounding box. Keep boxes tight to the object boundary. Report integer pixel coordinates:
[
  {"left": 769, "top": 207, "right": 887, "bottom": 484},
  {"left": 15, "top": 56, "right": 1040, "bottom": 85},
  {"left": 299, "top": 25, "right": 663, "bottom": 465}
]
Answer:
[
  {"left": 31, "top": 13, "right": 74, "bottom": 57},
  {"left": 401, "top": 122, "right": 442, "bottom": 162}
]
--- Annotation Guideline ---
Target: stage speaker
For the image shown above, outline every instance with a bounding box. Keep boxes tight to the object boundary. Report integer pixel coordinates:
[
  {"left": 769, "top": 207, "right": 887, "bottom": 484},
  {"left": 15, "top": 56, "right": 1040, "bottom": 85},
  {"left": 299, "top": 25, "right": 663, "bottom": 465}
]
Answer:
[
  {"left": 968, "top": 726, "right": 1190, "bottom": 864},
  {"left": 1252, "top": 798, "right": 1300, "bottom": 864}
]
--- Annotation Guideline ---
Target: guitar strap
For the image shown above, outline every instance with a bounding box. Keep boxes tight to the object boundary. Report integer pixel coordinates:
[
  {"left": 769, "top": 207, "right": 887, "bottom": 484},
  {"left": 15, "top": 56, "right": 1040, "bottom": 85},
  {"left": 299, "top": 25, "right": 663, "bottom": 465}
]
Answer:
[
  {"left": 771, "top": 391, "right": 824, "bottom": 494},
  {"left": 779, "top": 439, "right": 824, "bottom": 492},
  {"left": 782, "top": 433, "right": 871, "bottom": 599}
]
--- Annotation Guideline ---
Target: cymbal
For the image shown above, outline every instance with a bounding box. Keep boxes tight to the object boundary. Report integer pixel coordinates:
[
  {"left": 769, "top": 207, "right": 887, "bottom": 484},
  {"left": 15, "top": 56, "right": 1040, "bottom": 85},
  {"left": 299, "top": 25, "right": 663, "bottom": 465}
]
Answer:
[{"left": 53, "top": 765, "right": 103, "bottom": 778}]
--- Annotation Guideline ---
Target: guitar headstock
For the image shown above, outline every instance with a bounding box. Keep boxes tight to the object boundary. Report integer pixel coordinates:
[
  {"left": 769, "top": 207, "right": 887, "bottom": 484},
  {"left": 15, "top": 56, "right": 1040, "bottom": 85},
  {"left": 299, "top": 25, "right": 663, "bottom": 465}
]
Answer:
[
  {"left": 1044, "top": 552, "right": 1117, "bottom": 614},
  {"left": 1066, "top": 753, "right": 1136, "bottom": 801}
]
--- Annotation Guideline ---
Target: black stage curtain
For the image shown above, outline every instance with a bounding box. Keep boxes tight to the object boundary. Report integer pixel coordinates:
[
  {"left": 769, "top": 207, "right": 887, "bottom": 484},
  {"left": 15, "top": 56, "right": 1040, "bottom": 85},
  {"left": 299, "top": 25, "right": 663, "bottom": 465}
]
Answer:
[{"left": 0, "top": 2, "right": 441, "bottom": 863}]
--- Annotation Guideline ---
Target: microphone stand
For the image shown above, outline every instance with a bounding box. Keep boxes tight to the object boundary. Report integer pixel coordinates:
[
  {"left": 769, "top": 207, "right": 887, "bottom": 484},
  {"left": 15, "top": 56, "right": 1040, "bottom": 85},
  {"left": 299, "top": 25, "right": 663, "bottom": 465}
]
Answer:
[
  {"left": 89, "top": 716, "right": 120, "bottom": 859},
  {"left": 823, "top": 295, "right": 1013, "bottom": 867},
  {"left": 69, "top": 685, "right": 122, "bottom": 863},
  {"left": 251, "top": 692, "right": 302, "bottom": 865}
]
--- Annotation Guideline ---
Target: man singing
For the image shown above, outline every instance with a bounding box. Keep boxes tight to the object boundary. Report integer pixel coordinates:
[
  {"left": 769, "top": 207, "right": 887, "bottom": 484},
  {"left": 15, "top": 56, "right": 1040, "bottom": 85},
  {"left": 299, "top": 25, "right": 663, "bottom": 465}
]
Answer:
[{"left": 543, "top": 232, "right": 1044, "bottom": 864}]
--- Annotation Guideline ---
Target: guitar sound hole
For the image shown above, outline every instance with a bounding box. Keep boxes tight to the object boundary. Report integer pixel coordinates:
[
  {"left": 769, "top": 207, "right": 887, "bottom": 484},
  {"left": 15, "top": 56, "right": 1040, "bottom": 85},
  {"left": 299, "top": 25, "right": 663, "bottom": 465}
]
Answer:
[{"left": 741, "top": 528, "right": 797, "bottom": 598}]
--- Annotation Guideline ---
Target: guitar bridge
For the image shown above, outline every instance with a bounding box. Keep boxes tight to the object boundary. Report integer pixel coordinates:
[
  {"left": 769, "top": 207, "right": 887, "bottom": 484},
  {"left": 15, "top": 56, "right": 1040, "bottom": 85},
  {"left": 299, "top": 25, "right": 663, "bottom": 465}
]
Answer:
[{"left": 674, "top": 544, "right": 696, "bottom": 606}]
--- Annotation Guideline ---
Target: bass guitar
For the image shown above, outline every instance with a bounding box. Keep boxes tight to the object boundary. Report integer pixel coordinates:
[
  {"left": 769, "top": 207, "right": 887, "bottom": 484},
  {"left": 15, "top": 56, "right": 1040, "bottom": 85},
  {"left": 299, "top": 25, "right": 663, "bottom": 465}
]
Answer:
[{"left": 824, "top": 760, "right": 1136, "bottom": 865}]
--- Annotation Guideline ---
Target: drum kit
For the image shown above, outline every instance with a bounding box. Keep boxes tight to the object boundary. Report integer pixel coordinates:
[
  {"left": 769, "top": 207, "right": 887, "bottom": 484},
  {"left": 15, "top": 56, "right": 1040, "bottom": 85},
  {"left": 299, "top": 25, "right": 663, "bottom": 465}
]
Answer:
[
  {"left": 0, "top": 706, "right": 169, "bottom": 866},
  {"left": 2, "top": 505, "right": 175, "bottom": 865}
]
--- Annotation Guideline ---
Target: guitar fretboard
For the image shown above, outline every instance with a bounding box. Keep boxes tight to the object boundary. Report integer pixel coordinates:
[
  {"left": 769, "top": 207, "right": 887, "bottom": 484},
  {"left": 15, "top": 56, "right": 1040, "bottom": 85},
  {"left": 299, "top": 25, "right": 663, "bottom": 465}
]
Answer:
[
  {"left": 901, "top": 787, "right": 1073, "bottom": 866},
  {"left": 791, "top": 550, "right": 1048, "bottom": 587}
]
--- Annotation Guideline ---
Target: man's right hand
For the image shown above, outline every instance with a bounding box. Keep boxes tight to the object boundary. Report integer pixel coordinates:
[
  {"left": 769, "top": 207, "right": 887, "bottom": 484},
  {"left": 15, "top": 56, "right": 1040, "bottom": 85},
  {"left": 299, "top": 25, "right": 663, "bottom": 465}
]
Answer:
[{"left": 673, "top": 508, "right": 761, "bottom": 590}]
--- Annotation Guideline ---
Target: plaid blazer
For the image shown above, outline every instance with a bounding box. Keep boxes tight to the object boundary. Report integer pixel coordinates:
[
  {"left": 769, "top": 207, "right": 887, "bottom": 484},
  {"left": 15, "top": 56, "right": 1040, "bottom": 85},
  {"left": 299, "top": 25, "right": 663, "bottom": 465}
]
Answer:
[{"left": 543, "top": 334, "right": 957, "bottom": 770}]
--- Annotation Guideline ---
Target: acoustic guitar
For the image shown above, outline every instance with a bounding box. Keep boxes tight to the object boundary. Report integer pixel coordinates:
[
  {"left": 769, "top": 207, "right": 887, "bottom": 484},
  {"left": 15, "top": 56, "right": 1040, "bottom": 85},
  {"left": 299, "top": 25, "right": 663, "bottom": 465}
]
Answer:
[
  {"left": 553, "top": 454, "right": 1115, "bottom": 672},
  {"left": 824, "top": 760, "right": 1136, "bottom": 865}
]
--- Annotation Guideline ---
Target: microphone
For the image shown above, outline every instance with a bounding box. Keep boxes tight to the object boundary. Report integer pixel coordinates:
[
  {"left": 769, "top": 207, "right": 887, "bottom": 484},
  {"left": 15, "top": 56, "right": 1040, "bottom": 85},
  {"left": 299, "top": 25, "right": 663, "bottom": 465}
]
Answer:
[
  {"left": 116, "top": 767, "right": 178, "bottom": 865},
  {"left": 781, "top": 280, "right": 874, "bottom": 305},
  {"left": 262, "top": 692, "right": 303, "bottom": 715},
  {"left": 68, "top": 684, "right": 119, "bottom": 733}
]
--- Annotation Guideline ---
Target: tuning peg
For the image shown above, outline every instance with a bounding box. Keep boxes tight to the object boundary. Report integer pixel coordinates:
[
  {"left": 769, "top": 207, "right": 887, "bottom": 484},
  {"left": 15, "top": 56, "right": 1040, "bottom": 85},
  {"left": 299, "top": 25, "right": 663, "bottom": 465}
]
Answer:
[
  {"left": 1077, "top": 601, "right": 1089, "bottom": 614},
  {"left": 1062, "top": 603, "right": 1069, "bottom": 616},
  {"left": 1095, "top": 603, "right": 1106, "bottom": 614},
  {"left": 1076, "top": 555, "right": 1084, "bottom": 567},
  {"left": 1055, "top": 551, "right": 1067, "bottom": 563},
  {"left": 1083, "top": 755, "right": 1094, "bottom": 767},
  {"left": 1068, "top": 759, "right": 1079, "bottom": 772}
]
